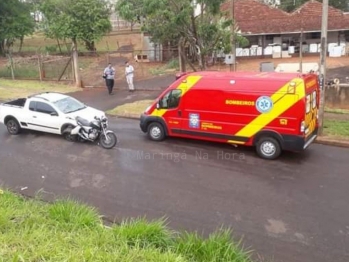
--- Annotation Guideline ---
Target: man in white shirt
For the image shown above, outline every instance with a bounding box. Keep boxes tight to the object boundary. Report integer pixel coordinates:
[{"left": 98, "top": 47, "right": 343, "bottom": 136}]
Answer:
[
  {"left": 103, "top": 63, "right": 115, "bottom": 95},
  {"left": 125, "top": 61, "right": 135, "bottom": 92}
]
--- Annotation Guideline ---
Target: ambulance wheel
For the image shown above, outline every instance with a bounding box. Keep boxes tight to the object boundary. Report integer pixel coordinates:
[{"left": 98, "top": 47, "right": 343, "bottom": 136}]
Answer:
[
  {"left": 256, "top": 137, "right": 281, "bottom": 160},
  {"left": 147, "top": 122, "right": 165, "bottom": 141}
]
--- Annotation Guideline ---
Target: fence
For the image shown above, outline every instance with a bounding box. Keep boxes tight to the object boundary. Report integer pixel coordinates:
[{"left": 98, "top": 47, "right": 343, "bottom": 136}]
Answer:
[
  {"left": 0, "top": 46, "right": 180, "bottom": 85},
  {"left": 0, "top": 53, "right": 73, "bottom": 81}
]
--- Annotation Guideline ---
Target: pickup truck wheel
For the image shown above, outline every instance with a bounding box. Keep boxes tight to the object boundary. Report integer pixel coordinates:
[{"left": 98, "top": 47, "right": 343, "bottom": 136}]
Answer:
[
  {"left": 147, "top": 122, "right": 165, "bottom": 141},
  {"left": 256, "top": 137, "right": 281, "bottom": 160},
  {"left": 6, "top": 119, "right": 21, "bottom": 135}
]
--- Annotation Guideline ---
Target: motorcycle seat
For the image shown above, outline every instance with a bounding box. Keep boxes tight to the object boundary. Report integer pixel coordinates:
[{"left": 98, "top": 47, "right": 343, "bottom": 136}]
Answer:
[{"left": 76, "top": 116, "right": 91, "bottom": 127}]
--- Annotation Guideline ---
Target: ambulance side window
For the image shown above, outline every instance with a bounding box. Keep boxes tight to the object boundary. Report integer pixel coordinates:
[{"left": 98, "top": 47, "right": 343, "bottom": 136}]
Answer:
[
  {"left": 312, "top": 90, "right": 317, "bottom": 108},
  {"left": 159, "top": 89, "right": 182, "bottom": 109},
  {"left": 306, "top": 94, "right": 311, "bottom": 113}
]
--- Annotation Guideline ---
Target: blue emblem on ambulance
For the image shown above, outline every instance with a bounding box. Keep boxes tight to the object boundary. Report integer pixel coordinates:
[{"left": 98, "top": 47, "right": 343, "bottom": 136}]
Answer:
[
  {"left": 256, "top": 96, "right": 273, "bottom": 113},
  {"left": 189, "top": 113, "right": 200, "bottom": 128}
]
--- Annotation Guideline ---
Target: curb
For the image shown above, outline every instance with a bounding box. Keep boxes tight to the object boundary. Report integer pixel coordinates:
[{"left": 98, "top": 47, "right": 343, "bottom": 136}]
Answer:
[
  {"left": 314, "top": 137, "right": 349, "bottom": 148},
  {"left": 106, "top": 113, "right": 140, "bottom": 120}
]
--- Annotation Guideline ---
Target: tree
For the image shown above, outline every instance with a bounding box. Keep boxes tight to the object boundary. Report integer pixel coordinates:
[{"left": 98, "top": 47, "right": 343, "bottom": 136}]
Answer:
[
  {"left": 38, "top": 0, "right": 112, "bottom": 86},
  {"left": 0, "top": 0, "right": 35, "bottom": 55},
  {"left": 115, "top": 0, "right": 143, "bottom": 30},
  {"left": 116, "top": 0, "right": 249, "bottom": 71}
]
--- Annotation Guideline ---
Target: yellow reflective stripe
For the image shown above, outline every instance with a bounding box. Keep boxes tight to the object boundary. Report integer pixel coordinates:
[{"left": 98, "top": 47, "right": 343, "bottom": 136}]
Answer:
[
  {"left": 227, "top": 140, "right": 246, "bottom": 144},
  {"left": 151, "top": 109, "right": 167, "bottom": 117},
  {"left": 150, "top": 75, "right": 202, "bottom": 117},
  {"left": 235, "top": 78, "right": 305, "bottom": 138},
  {"left": 178, "top": 75, "right": 202, "bottom": 95}
]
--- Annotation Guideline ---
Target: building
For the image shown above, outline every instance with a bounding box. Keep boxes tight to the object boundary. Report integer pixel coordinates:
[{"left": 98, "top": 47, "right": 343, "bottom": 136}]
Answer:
[{"left": 221, "top": 0, "right": 349, "bottom": 58}]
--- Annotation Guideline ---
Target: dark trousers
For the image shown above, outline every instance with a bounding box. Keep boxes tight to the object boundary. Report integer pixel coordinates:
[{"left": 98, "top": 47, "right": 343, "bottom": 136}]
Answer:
[{"left": 106, "top": 79, "right": 114, "bottom": 94}]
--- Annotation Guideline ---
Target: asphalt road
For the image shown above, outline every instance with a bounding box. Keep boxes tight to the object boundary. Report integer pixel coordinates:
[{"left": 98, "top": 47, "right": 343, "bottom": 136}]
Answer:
[{"left": 0, "top": 118, "right": 348, "bottom": 262}]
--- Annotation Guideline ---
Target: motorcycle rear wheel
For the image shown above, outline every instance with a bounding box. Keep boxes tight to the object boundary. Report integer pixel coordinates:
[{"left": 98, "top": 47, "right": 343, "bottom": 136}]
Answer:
[{"left": 99, "top": 132, "right": 117, "bottom": 149}]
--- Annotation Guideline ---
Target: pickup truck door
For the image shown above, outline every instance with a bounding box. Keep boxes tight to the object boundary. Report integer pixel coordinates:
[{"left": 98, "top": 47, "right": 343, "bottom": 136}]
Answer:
[{"left": 27, "top": 101, "right": 61, "bottom": 134}]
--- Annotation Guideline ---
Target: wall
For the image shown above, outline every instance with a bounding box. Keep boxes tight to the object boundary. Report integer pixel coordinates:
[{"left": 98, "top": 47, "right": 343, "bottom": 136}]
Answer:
[
  {"left": 238, "top": 31, "right": 347, "bottom": 58},
  {"left": 142, "top": 36, "right": 163, "bottom": 62}
]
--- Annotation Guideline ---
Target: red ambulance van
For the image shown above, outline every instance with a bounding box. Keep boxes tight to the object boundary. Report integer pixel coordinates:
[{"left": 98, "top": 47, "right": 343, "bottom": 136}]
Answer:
[{"left": 140, "top": 71, "right": 319, "bottom": 160}]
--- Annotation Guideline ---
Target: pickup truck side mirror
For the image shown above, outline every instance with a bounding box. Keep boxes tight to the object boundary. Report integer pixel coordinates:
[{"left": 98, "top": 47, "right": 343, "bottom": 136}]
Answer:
[{"left": 50, "top": 112, "right": 58, "bottom": 116}]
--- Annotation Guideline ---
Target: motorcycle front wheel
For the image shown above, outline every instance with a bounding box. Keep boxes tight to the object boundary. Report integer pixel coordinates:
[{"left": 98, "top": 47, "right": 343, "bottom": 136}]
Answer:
[
  {"left": 99, "top": 132, "right": 117, "bottom": 149},
  {"left": 63, "top": 132, "right": 76, "bottom": 142}
]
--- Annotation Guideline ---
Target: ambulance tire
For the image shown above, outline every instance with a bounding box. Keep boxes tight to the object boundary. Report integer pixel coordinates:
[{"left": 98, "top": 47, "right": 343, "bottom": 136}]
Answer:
[
  {"left": 256, "top": 137, "right": 281, "bottom": 160},
  {"left": 147, "top": 122, "right": 165, "bottom": 141}
]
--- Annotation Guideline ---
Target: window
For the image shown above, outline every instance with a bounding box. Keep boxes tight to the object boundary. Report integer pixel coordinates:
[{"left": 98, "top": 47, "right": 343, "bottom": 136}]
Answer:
[
  {"left": 306, "top": 94, "right": 311, "bottom": 113},
  {"left": 307, "top": 32, "right": 321, "bottom": 39},
  {"left": 53, "top": 97, "right": 86, "bottom": 114},
  {"left": 36, "top": 102, "right": 57, "bottom": 114},
  {"left": 312, "top": 90, "right": 317, "bottom": 109},
  {"left": 29, "top": 101, "right": 36, "bottom": 111},
  {"left": 159, "top": 89, "right": 182, "bottom": 109}
]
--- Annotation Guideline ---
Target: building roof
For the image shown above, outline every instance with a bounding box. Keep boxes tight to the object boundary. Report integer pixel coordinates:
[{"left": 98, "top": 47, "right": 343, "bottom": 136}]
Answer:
[
  {"left": 289, "top": 0, "right": 349, "bottom": 32},
  {"left": 221, "top": 0, "right": 349, "bottom": 35}
]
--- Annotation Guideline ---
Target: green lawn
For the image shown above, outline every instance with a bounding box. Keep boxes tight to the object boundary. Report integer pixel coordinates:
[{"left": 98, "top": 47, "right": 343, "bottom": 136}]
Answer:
[
  {"left": 0, "top": 189, "right": 253, "bottom": 262},
  {"left": 107, "top": 100, "right": 154, "bottom": 118},
  {"left": 324, "top": 107, "right": 349, "bottom": 114},
  {"left": 11, "top": 31, "right": 143, "bottom": 53},
  {"left": 0, "top": 79, "right": 80, "bottom": 100},
  {"left": 323, "top": 119, "right": 349, "bottom": 139}
]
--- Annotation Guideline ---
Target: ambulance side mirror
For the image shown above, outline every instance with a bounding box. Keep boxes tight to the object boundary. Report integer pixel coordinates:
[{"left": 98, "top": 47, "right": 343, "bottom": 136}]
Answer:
[{"left": 156, "top": 102, "right": 160, "bottom": 109}]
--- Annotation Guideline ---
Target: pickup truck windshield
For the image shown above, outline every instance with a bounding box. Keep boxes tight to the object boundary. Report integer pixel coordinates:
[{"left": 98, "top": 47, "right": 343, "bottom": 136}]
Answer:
[{"left": 53, "top": 97, "right": 86, "bottom": 114}]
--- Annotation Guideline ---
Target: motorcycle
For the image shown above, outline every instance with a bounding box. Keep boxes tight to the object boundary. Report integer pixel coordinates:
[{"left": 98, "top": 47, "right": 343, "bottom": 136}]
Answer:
[{"left": 63, "top": 115, "right": 117, "bottom": 149}]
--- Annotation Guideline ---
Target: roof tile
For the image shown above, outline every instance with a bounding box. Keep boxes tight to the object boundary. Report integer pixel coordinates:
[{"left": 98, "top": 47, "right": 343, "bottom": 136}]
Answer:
[{"left": 221, "top": 0, "right": 349, "bottom": 35}]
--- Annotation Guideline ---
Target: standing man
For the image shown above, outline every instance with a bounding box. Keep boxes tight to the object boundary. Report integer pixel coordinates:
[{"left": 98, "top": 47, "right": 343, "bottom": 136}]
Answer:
[
  {"left": 103, "top": 63, "right": 115, "bottom": 95},
  {"left": 125, "top": 61, "right": 135, "bottom": 92}
]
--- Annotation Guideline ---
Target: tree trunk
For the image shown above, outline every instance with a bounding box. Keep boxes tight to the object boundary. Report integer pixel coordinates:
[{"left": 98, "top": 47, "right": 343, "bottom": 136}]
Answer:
[
  {"left": 0, "top": 40, "right": 5, "bottom": 56},
  {"left": 85, "top": 40, "right": 96, "bottom": 52},
  {"left": 56, "top": 38, "right": 62, "bottom": 54},
  {"left": 178, "top": 38, "right": 186, "bottom": 72},
  {"left": 19, "top": 36, "right": 24, "bottom": 53},
  {"left": 72, "top": 38, "right": 81, "bottom": 87},
  {"left": 186, "top": 57, "right": 197, "bottom": 72},
  {"left": 200, "top": 52, "right": 205, "bottom": 70}
]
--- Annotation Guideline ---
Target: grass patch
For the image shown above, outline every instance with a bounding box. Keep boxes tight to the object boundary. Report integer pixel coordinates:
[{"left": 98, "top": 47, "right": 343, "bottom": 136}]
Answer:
[
  {"left": 324, "top": 107, "right": 349, "bottom": 114},
  {"left": 11, "top": 31, "right": 143, "bottom": 53},
  {"left": 107, "top": 100, "right": 154, "bottom": 117},
  {"left": 149, "top": 59, "right": 179, "bottom": 76},
  {"left": 0, "top": 188, "right": 253, "bottom": 261},
  {"left": 323, "top": 119, "right": 349, "bottom": 139},
  {"left": 0, "top": 66, "right": 39, "bottom": 79},
  {"left": 0, "top": 79, "right": 80, "bottom": 100}
]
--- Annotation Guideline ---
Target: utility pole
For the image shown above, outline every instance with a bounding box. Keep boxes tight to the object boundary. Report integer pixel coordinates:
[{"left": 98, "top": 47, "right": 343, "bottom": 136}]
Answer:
[
  {"left": 230, "top": 0, "right": 236, "bottom": 71},
  {"left": 318, "top": 0, "right": 328, "bottom": 135},
  {"left": 300, "top": 27, "right": 303, "bottom": 73}
]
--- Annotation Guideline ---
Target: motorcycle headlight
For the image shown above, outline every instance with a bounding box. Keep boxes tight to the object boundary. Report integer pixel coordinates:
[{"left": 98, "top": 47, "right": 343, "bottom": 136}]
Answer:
[{"left": 103, "top": 119, "right": 108, "bottom": 128}]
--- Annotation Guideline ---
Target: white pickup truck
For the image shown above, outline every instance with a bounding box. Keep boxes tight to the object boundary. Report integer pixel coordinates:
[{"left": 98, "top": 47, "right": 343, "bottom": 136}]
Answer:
[{"left": 0, "top": 92, "right": 105, "bottom": 138}]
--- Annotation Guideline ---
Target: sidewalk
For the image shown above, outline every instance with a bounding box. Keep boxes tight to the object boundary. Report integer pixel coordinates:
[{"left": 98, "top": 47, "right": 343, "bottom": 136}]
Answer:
[
  {"left": 69, "top": 74, "right": 175, "bottom": 112},
  {"left": 69, "top": 89, "right": 159, "bottom": 112},
  {"left": 85, "top": 74, "right": 175, "bottom": 91}
]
